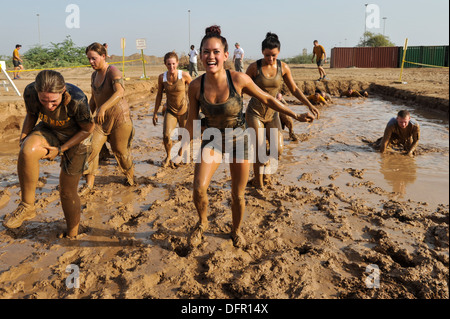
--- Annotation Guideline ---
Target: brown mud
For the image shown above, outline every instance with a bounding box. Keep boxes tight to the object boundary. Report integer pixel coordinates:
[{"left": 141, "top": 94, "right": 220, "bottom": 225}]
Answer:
[{"left": 0, "top": 64, "right": 448, "bottom": 299}]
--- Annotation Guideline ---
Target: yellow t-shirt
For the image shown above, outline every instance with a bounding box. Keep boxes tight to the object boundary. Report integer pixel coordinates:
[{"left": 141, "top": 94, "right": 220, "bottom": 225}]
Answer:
[
  {"left": 308, "top": 94, "right": 326, "bottom": 104},
  {"left": 313, "top": 45, "right": 325, "bottom": 60},
  {"left": 13, "top": 49, "right": 20, "bottom": 60}
]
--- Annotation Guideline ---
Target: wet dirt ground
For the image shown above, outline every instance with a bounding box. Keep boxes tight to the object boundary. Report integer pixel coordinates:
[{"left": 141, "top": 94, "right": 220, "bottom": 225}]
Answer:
[{"left": 0, "top": 90, "right": 448, "bottom": 299}]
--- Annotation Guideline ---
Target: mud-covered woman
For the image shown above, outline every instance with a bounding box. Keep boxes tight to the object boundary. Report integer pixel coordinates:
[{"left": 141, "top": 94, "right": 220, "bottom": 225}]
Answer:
[
  {"left": 184, "top": 26, "right": 314, "bottom": 248},
  {"left": 245, "top": 32, "right": 319, "bottom": 189},
  {"left": 153, "top": 52, "right": 192, "bottom": 167},
  {"left": 81, "top": 43, "right": 135, "bottom": 194},
  {"left": 2, "top": 70, "right": 94, "bottom": 237}
]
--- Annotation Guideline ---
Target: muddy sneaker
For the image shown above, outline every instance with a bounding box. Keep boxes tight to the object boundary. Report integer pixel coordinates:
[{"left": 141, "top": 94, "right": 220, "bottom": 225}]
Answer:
[
  {"left": 2, "top": 202, "right": 36, "bottom": 229},
  {"left": 78, "top": 184, "right": 94, "bottom": 197},
  {"left": 188, "top": 222, "right": 208, "bottom": 248}
]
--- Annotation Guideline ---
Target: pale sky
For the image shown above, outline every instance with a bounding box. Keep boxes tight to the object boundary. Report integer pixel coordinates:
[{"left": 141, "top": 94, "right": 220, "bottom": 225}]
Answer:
[{"left": 1, "top": 0, "right": 449, "bottom": 60}]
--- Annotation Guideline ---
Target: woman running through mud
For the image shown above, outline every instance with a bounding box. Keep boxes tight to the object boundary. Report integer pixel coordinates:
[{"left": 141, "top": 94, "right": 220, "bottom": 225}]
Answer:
[
  {"left": 184, "top": 26, "right": 314, "bottom": 249},
  {"left": 81, "top": 42, "right": 135, "bottom": 194},
  {"left": 2, "top": 70, "right": 94, "bottom": 237},
  {"left": 245, "top": 32, "right": 319, "bottom": 189},
  {"left": 153, "top": 52, "right": 192, "bottom": 167}
]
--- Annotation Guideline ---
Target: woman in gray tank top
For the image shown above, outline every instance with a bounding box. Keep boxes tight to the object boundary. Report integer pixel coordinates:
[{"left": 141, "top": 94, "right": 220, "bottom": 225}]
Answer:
[{"left": 184, "top": 26, "right": 314, "bottom": 249}]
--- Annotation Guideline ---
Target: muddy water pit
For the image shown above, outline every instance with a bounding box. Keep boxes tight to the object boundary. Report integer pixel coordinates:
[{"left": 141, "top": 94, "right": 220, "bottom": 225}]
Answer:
[{"left": 0, "top": 97, "right": 448, "bottom": 299}]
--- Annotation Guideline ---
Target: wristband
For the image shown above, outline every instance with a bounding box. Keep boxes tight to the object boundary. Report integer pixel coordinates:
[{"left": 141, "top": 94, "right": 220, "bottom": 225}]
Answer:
[{"left": 58, "top": 146, "right": 64, "bottom": 156}]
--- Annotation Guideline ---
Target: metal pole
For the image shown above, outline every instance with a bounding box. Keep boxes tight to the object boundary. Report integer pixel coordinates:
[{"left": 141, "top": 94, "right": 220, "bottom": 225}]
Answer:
[
  {"left": 188, "top": 10, "right": 191, "bottom": 48},
  {"left": 37, "top": 14, "right": 41, "bottom": 45},
  {"left": 364, "top": 4, "right": 368, "bottom": 46},
  {"left": 383, "top": 17, "right": 387, "bottom": 35},
  {"left": 395, "top": 38, "right": 408, "bottom": 84}
]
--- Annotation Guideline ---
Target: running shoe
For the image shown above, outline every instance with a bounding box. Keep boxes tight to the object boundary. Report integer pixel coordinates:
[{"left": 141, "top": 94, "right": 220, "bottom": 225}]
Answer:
[{"left": 2, "top": 202, "right": 36, "bottom": 229}]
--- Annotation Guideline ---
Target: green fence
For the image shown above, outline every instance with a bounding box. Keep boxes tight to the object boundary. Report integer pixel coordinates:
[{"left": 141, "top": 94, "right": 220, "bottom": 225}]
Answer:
[{"left": 399, "top": 45, "right": 449, "bottom": 68}]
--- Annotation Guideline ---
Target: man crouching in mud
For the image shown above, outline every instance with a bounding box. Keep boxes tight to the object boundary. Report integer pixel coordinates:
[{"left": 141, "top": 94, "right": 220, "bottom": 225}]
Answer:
[
  {"left": 378, "top": 110, "right": 420, "bottom": 157},
  {"left": 2, "top": 70, "right": 94, "bottom": 238}
]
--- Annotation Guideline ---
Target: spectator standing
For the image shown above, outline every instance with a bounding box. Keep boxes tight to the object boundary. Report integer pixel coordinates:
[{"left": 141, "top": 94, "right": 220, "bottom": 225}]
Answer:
[
  {"left": 13, "top": 44, "right": 24, "bottom": 79},
  {"left": 233, "top": 43, "right": 245, "bottom": 72},
  {"left": 188, "top": 45, "right": 199, "bottom": 77}
]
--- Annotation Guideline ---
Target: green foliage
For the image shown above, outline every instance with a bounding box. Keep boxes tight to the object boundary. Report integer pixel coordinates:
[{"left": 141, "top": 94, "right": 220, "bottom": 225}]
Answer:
[
  {"left": 282, "top": 53, "right": 314, "bottom": 64},
  {"left": 358, "top": 32, "right": 395, "bottom": 47},
  {"left": 23, "top": 36, "right": 88, "bottom": 69}
]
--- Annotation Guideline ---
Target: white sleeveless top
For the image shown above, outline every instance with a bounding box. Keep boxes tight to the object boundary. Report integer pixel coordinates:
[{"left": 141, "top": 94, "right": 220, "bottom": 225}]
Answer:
[{"left": 163, "top": 70, "right": 183, "bottom": 82}]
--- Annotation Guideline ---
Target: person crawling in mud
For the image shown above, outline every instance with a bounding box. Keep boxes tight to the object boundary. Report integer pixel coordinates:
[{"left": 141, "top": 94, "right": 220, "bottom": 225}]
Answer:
[
  {"left": 2, "top": 70, "right": 94, "bottom": 237},
  {"left": 81, "top": 42, "right": 135, "bottom": 195},
  {"left": 153, "top": 52, "right": 192, "bottom": 168},
  {"left": 340, "top": 88, "right": 369, "bottom": 98},
  {"left": 184, "top": 25, "right": 314, "bottom": 249},
  {"left": 321, "top": 90, "right": 333, "bottom": 104},
  {"left": 378, "top": 110, "right": 420, "bottom": 157},
  {"left": 307, "top": 89, "right": 329, "bottom": 106}
]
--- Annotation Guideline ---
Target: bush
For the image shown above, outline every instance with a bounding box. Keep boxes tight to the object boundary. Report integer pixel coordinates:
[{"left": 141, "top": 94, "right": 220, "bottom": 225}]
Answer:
[
  {"left": 282, "top": 53, "right": 314, "bottom": 64},
  {"left": 23, "top": 36, "right": 88, "bottom": 69}
]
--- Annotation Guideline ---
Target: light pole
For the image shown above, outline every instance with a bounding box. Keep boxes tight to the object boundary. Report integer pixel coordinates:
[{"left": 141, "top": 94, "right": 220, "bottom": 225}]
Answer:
[
  {"left": 37, "top": 13, "right": 41, "bottom": 46},
  {"left": 188, "top": 10, "right": 191, "bottom": 49},
  {"left": 383, "top": 17, "right": 387, "bottom": 35},
  {"left": 364, "top": 4, "right": 368, "bottom": 46}
]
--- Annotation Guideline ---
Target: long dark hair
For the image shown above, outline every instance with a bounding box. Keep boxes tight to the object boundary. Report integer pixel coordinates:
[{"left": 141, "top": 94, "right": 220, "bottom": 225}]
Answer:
[
  {"left": 200, "top": 25, "right": 229, "bottom": 53},
  {"left": 262, "top": 32, "right": 281, "bottom": 51}
]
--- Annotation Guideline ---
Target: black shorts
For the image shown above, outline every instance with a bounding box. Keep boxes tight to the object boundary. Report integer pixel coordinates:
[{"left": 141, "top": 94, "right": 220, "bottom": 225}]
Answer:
[
  {"left": 13, "top": 60, "right": 22, "bottom": 68},
  {"left": 316, "top": 59, "right": 324, "bottom": 67}
]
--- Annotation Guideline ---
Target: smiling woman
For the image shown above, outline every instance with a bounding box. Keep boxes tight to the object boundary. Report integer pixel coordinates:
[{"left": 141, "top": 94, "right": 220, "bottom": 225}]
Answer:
[{"left": 184, "top": 25, "right": 314, "bottom": 250}]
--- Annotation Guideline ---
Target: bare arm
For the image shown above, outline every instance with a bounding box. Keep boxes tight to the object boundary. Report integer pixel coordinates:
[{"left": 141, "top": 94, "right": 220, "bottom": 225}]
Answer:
[
  {"left": 153, "top": 74, "right": 164, "bottom": 125},
  {"left": 237, "top": 72, "right": 314, "bottom": 123},
  {"left": 44, "top": 121, "right": 95, "bottom": 160},
  {"left": 379, "top": 125, "right": 392, "bottom": 154},
  {"left": 407, "top": 125, "right": 420, "bottom": 156},
  {"left": 282, "top": 62, "right": 320, "bottom": 118},
  {"left": 94, "top": 67, "right": 125, "bottom": 125},
  {"left": 185, "top": 78, "right": 201, "bottom": 140},
  {"left": 19, "top": 113, "right": 39, "bottom": 146}
]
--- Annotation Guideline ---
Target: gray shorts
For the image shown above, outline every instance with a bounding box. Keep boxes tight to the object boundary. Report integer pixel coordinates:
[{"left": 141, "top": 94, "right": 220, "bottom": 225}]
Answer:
[{"left": 201, "top": 124, "right": 250, "bottom": 162}]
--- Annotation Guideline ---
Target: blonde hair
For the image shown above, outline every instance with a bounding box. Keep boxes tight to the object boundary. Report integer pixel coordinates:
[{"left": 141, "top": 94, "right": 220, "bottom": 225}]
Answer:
[{"left": 35, "top": 70, "right": 66, "bottom": 93}]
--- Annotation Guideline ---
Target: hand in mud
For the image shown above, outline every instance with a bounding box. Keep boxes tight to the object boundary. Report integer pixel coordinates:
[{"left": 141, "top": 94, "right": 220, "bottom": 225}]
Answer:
[
  {"left": 152, "top": 113, "right": 158, "bottom": 126},
  {"left": 42, "top": 146, "right": 59, "bottom": 161},
  {"left": 309, "top": 106, "right": 320, "bottom": 119},
  {"left": 95, "top": 107, "right": 106, "bottom": 125},
  {"left": 296, "top": 112, "right": 314, "bottom": 123}
]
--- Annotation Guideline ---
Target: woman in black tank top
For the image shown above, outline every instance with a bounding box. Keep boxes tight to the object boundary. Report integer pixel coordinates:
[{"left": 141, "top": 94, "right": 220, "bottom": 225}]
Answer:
[{"left": 184, "top": 26, "right": 314, "bottom": 249}]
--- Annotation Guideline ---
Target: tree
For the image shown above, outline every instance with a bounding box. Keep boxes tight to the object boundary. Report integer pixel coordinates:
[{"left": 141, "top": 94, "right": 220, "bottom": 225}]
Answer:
[
  {"left": 23, "top": 36, "right": 87, "bottom": 69},
  {"left": 358, "top": 32, "right": 395, "bottom": 47}
]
